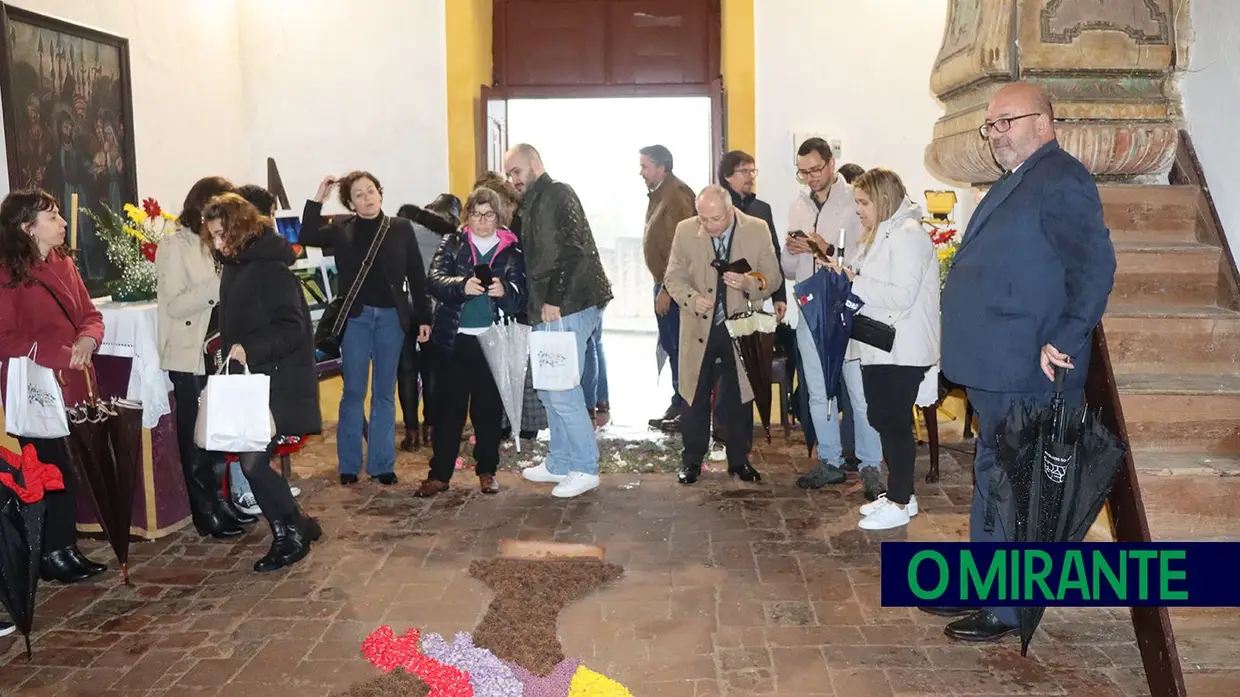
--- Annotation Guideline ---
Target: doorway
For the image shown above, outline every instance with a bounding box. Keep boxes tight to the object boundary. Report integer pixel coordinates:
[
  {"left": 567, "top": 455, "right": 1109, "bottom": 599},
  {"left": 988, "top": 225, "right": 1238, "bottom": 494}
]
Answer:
[{"left": 507, "top": 95, "right": 714, "bottom": 429}]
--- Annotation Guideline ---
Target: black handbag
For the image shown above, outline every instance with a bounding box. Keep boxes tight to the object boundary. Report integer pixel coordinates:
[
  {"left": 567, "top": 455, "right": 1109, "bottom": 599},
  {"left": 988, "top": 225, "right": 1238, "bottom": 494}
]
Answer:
[
  {"left": 314, "top": 215, "right": 392, "bottom": 358},
  {"left": 851, "top": 314, "right": 896, "bottom": 352}
]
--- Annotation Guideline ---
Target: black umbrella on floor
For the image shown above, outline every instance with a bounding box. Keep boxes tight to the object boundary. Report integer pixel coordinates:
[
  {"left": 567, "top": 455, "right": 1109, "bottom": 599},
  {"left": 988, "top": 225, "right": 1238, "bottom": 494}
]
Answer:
[
  {"left": 989, "top": 366, "right": 1127, "bottom": 656},
  {"left": 0, "top": 444, "right": 65, "bottom": 657}
]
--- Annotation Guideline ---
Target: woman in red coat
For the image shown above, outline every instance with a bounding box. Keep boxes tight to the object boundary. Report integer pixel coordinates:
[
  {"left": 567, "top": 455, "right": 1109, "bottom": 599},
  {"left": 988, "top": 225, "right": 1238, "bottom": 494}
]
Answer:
[{"left": 0, "top": 189, "right": 107, "bottom": 584}]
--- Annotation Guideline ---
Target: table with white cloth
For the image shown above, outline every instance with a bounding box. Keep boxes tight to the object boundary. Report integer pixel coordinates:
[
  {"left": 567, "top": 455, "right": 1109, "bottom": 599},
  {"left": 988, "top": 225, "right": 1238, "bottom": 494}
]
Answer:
[{"left": 75, "top": 300, "right": 191, "bottom": 538}]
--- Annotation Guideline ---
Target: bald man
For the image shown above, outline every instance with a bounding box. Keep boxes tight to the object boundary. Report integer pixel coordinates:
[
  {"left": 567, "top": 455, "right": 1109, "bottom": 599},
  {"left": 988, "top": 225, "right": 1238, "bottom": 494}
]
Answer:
[
  {"left": 502, "top": 143, "right": 613, "bottom": 498},
  {"left": 662, "top": 185, "right": 782, "bottom": 484},
  {"left": 938, "top": 82, "right": 1116, "bottom": 642}
]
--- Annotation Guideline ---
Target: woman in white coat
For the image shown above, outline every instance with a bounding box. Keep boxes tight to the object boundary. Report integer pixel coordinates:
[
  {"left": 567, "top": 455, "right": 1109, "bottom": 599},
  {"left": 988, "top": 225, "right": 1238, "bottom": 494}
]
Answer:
[
  {"left": 829, "top": 168, "right": 940, "bottom": 531},
  {"left": 156, "top": 175, "right": 254, "bottom": 539}
]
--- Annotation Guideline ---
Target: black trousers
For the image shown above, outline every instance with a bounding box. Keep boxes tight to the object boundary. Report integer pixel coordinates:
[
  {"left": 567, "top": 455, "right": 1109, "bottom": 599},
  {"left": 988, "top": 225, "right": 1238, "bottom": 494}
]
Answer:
[
  {"left": 683, "top": 322, "right": 753, "bottom": 470},
  {"left": 861, "top": 364, "right": 930, "bottom": 505},
  {"left": 398, "top": 334, "right": 435, "bottom": 430},
  {"left": 237, "top": 439, "right": 297, "bottom": 522},
  {"left": 429, "top": 334, "right": 503, "bottom": 482},
  {"left": 16, "top": 437, "right": 78, "bottom": 551},
  {"left": 169, "top": 371, "right": 227, "bottom": 510}
]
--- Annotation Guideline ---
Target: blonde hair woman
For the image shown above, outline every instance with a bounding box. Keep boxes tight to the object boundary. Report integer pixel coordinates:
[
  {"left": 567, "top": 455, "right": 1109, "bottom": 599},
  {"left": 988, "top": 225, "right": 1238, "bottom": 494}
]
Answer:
[{"left": 831, "top": 168, "right": 940, "bottom": 531}]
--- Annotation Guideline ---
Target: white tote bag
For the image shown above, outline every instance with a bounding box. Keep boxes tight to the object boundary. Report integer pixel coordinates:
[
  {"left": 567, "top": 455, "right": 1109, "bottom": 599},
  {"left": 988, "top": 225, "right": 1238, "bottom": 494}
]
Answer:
[
  {"left": 194, "top": 363, "right": 274, "bottom": 453},
  {"left": 529, "top": 322, "right": 580, "bottom": 392},
  {"left": 4, "top": 344, "right": 69, "bottom": 439}
]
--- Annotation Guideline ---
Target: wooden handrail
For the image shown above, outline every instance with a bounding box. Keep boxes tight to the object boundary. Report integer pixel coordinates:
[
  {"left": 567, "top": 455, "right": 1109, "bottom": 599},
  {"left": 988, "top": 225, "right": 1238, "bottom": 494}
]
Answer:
[{"left": 1087, "top": 324, "right": 1186, "bottom": 697}]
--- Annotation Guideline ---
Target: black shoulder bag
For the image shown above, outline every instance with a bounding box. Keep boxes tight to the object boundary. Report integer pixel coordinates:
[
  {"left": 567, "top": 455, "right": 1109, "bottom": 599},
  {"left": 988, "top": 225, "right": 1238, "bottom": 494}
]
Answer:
[{"left": 315, "top": 215, "right": 391, "bottom": 358}]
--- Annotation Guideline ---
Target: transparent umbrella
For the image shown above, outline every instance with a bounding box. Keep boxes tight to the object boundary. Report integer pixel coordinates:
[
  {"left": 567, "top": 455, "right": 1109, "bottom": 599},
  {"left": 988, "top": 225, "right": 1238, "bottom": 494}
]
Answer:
[{"left": 478, "top": 312, "right": 532, "bottom": 452}]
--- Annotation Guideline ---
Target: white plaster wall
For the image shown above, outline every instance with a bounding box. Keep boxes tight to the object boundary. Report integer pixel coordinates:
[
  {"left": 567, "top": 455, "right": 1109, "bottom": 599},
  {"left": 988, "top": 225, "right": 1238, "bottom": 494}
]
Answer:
[
  {"left": 1181, "top": 0, "right": 1240, "bottom": 253},
  {"left": 235, "top": 0, "right": 450, "bottom": 214},
  {"left": 753, "top": 0, "right": 968, "bottom": 236},
  {"left": 0, "top": 0, "right": 249, "bottom": 208}
]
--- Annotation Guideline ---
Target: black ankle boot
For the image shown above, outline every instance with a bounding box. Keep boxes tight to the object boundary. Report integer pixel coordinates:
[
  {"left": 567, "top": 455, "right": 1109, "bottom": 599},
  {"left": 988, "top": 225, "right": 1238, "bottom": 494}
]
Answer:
[
  {"left": 279, "top": 514, "right": 322, "bottom": 568},
  {"left": 182, "top": 450, "right": 245, "bottom": 538},
  {"left": 254, "top": 519, "right": 289, "bottom": 573},
  {"left": 40, "top": 548, "right": 92, "bottom": 584},
  {"left": 217, "top": 495, "right": 256, "bottom": 526},
  {"left": 66, "top": 547, "right": 107, "bottom": 578}
]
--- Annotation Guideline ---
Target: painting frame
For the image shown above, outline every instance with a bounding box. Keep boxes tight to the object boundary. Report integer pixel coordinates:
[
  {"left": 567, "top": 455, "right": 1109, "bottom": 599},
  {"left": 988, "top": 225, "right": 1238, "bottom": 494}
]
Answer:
[{"left": 0, "top": 3, "right": 139, "bottom": 297}]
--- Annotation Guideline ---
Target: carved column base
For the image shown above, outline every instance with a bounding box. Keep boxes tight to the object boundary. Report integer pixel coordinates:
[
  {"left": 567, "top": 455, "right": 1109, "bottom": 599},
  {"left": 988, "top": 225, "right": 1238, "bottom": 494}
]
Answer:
[{"left": 927, "top": 121, "right": 1179, "bottom": 187}]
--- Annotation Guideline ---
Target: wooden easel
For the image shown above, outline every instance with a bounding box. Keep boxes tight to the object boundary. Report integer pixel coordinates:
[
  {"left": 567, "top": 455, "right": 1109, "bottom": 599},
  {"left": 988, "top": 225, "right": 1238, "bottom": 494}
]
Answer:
[
  {"left": 266, "top": 157, "right": 291, "bottom": 210},
  {"left": 1087, "top": 325, "right": 1186, "bottom": 697}
]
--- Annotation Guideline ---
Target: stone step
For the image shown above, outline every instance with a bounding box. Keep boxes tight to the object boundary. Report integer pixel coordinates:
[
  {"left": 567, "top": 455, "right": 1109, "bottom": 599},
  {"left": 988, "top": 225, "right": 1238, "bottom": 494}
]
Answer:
[
  {"left": 1098, "top": 184, "right": 1200, "bottom": 243},
  {"left": 1115, "top": 373, "right": 1240, "bottom": 453},
  {"left": 1103, "top": 304, "right": 1240, "bottom": 374},
  {"left": 1112, "top": 241, "right": 1222, "bottom": 306}
]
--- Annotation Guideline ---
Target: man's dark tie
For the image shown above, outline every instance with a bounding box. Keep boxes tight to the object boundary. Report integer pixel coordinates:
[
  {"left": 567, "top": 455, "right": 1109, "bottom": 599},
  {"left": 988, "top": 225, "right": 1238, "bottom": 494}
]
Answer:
[{"left": 712, "top": 237, "right": 727, "bottom": 325}]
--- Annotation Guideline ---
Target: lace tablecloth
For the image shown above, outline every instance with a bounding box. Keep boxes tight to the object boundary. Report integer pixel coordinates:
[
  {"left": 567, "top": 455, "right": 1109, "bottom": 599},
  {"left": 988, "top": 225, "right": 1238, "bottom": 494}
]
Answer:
[{"left": 94, "top": 300, "right": 173, "bottom": 429}]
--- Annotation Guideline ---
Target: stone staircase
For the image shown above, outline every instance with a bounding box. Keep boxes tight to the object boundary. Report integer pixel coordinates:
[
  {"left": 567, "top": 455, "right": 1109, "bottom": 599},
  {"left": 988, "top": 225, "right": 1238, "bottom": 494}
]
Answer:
[{"left": 1100, "top": 183, "right": 1240, "bottom": 481}]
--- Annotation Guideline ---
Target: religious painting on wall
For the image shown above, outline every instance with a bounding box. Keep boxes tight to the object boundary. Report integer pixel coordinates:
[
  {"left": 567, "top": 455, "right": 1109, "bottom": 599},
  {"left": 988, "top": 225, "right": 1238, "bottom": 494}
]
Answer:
[{"left": 0, "top": 4, "right": 138, "bottom": 296}]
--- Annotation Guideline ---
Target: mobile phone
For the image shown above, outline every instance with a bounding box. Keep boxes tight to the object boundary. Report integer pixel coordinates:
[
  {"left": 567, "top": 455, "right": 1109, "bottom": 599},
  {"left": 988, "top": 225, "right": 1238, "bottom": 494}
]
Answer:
[
  {"left": 788, "top": 229, "right": 808, "bottom": 239},
  {"left": 473, "top": 264, "right": 494, "bottom": 287},
  {"left": 728, "top": 258, "right": 753, "bottom": 274}
]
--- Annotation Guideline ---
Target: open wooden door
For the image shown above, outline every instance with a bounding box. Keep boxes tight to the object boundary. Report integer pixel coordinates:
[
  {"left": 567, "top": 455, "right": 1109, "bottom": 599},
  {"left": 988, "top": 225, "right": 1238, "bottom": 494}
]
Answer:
[
  {"left": 709, "top": 77, "right": 726, "bottom": 181},
  {"left": 477, "top": 85, "right": 508, "bottom": 180}
]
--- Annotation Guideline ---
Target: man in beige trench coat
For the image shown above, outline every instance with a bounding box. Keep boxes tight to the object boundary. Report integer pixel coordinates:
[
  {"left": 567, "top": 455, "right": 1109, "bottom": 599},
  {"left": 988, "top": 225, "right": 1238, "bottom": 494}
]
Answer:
[{"left": 663, "top": 185, "right": 782, "bottom": 485}]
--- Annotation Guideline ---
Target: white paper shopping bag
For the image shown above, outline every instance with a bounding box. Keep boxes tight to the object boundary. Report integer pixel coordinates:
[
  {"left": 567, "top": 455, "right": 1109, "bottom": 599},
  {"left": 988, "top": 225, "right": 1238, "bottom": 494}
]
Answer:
[
  {"left": 195, "top": 364, "right": 274, "bottom": 453},
  {"left": 529, "top": 326, "right": 580, "bottom": 392},
  {"left": 4, "top": 344, "right": 69, "bottom": 439}
]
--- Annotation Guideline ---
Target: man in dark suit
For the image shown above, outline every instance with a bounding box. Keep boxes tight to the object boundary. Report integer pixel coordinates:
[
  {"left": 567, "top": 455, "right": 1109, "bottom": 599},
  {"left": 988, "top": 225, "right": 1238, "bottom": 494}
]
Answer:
[{"left": 936, "top": 82, "right": 1117, "bottom": 642}]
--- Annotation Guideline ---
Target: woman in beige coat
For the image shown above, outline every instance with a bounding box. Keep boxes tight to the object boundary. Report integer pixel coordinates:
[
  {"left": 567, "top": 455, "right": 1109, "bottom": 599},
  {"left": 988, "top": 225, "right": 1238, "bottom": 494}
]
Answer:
[
  {"left": 663, "top": 185, "right": 781, "bottom": 485},
  {"left": 156, "top": 176, "right": 253, "bottom": 538}
]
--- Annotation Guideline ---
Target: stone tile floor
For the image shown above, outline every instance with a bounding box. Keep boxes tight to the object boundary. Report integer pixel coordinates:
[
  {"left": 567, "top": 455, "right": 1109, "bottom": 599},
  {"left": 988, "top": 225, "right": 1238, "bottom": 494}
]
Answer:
[{"left": 1, "top": 429, "right": 1237, "bottom": 696}]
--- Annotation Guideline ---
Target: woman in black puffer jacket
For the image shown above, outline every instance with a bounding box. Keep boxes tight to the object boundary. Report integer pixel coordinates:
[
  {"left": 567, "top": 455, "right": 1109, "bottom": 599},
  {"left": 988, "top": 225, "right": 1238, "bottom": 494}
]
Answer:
[{"left": 416, "top": 186, "right": 526, "bottom": 498}]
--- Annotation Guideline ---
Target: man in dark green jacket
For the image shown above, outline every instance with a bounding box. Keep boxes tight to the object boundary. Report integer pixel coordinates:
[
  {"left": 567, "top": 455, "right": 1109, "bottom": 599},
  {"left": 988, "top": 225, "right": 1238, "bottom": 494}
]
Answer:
[{"left": 503, "top": 143, "right": 613, "bottom": 498}]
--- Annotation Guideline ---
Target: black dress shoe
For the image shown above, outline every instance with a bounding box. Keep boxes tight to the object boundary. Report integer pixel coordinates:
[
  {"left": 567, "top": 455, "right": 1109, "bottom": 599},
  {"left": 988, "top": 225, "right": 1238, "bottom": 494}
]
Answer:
[
  {"left": 340, "top": 473, "right": 359, "bottom": 486},
  {"left": 373, "top": 473, "right": 398, "bottom": 486},
  {"left": 919, "top": 606, "right": 978, "bottom": 618},
  {"left": 944, "top": 610, "right": 1019, "bottom": 642},
  {"left": 192, "top": 508, "right": 245, "bottom": 539},
  {"left": 67, "top": 548, "right": 107, "bottom": 578},
  {"left": 729, "top": 463, "right": 762, "bottom": 483},
  {"left": 40, "top": 548, "right": 92, "bottom": 584},
  {"left": 677, "top": 463, "right": 701, "bottom": 485}
]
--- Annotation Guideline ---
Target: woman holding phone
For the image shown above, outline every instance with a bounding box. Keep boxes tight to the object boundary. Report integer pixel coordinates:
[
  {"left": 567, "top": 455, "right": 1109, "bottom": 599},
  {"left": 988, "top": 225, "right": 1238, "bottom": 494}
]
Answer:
[{"left": 417, "top": 187, "right": 526, "bottom": 497}]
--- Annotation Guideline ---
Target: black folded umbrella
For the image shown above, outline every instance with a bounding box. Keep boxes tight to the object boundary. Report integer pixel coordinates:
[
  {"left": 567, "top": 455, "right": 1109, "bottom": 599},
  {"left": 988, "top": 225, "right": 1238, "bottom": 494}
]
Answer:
[
  {"left": 63, "top": 372, "right": 143, "bottom": 585},
  {"left": 0, "top": 444, "right": 65, "bottom": 658},
  {"left": 989, "top": 366, "right": 1127, "bottom": 656}
]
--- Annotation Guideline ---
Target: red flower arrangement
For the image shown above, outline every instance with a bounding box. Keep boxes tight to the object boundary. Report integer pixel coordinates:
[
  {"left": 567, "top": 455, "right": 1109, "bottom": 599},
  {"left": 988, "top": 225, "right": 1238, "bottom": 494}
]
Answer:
[
  {"left": 361, "top": 626, "right": 474, "bottom": 696},
  {"left": 928, "top": 226, "right": 957, "bottom": 247},
  {"left": 140, "top": 242, "right": 158, "bottom": 263},
  {"left": 0, "top": 444, "right": 65, "bottom": 504},
  {"left": 141, "top": 197, "right": 162, "bottom": 218}
]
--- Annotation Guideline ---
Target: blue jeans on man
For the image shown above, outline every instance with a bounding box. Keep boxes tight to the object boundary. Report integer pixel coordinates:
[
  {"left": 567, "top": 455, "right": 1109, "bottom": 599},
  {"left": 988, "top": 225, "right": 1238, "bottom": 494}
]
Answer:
[
  {"left": 654, "top": 284, "right": 683, "bottom": 409},
  {"left": 338, "top": 306, "right": 405, "bottom": 477},
  {"left": 582, "top": 313, "right": 610, "bottom": 407},
  {"left": 535, "top": 305, "right": 603, "bottom": 475},
  {"left": 966, "top": 386, "right": 1083, "bottom": 627}
]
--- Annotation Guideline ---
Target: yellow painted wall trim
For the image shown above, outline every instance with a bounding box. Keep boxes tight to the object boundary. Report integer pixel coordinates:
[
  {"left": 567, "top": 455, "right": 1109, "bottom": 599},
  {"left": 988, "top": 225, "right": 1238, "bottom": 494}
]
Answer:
[
  {"left": 445, "top": 0, "right": 494, "bottom": 199},
  {"left": 721, "top": 0, "right": 756, "bottom": 157}
]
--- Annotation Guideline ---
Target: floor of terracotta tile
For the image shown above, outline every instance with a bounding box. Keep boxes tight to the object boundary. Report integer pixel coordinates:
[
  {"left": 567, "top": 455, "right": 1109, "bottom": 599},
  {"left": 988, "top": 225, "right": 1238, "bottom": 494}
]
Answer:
[{"left": 1, "top": 425, "right": 1236, "bottom": 696}]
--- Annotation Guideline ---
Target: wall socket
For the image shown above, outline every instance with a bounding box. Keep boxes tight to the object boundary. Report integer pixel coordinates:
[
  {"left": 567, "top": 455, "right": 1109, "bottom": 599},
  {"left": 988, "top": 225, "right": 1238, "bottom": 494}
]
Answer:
[{"left": 792, "top": 132, "right": 842, "bottom": 163}]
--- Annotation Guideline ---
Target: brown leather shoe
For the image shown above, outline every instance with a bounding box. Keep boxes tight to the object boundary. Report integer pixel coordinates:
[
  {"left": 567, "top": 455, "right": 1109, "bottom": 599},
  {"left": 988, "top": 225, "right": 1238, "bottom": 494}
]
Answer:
[
  {"left": 414, "top": 479, "right": 449, "bottom": 498},
  {"left": 479, "top": 475, "right": 499, "bottom": 494}
]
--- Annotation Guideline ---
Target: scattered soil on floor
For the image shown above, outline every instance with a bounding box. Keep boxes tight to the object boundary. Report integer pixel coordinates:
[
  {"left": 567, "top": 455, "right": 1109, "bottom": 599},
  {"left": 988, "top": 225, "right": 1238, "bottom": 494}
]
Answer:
[
  {"left": 333, "top": 668, "right": 430, "bottom": 697},
  {"left": 469, "top": 557, "right": 624, "bottom": 676}
]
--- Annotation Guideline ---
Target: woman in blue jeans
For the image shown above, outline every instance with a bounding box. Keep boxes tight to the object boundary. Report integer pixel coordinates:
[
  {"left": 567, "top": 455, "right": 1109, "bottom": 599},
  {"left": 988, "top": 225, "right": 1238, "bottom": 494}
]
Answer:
[{"left": 301, "top": 172, "right": 432, "bottom": 485}]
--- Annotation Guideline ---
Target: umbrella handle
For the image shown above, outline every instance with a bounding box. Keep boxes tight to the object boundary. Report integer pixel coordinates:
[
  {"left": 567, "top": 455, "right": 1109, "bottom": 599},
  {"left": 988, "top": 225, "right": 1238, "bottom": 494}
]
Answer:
[
  {"left": 83, "top": 367, "right": 98, "bottom": 402},
  {"left": 1053, "top": 366, "right": 1065, "bottom": 394}
]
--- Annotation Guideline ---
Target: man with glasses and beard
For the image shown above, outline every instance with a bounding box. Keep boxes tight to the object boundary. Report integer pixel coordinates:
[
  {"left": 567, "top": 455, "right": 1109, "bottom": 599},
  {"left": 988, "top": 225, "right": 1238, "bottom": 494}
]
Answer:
[{"left": 502, "top": 143, "right": 613, "bottom": 498}]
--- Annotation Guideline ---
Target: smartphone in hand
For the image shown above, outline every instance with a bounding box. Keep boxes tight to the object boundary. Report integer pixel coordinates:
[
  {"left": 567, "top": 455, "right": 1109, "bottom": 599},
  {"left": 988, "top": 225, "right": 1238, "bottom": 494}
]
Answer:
[{"left": 473, "top": 264, "right": 494, "bottom": 288}]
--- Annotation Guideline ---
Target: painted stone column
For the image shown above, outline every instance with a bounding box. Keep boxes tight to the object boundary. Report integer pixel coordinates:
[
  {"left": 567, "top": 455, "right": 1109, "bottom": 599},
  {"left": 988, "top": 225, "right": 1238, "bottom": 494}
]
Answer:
[{"left": 926, "top": 0, "right": 1189, "bottom": 186}]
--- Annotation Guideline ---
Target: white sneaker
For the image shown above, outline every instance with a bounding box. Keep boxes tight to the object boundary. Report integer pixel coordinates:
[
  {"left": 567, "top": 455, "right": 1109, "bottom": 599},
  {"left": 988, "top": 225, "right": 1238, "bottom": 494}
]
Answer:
[
  {"left": 522, "top": 462, "right": 568, "bottom": 483},
  {"left": 0, "top": 621, "right": 14, "bottom": 638},
  {"left": 860, "top": 494, "right": 918, "bottom": 517},
  {"left": 235, "top": 492, "right": 261, "bottom": 516},
  {"left": 289, "top": 486, "right": 302, "bottom": 498},
  {"left": 858, "top": 498, "right": 912, "bottom": 531},
  {"left": 551, "top": 472, "right": 600, "bottom": 498}
]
